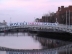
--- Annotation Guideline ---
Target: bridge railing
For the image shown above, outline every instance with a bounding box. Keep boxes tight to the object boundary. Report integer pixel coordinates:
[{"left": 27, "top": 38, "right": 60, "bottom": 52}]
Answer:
[
  {"left": 0, "top": 43, "right": 72, "bottom": 54},
  {"left": 0, "top": 44, "right": 72, "bottom": 54},
  {"left": 0, "top": 24, "right": 72, "bottom": 33}
]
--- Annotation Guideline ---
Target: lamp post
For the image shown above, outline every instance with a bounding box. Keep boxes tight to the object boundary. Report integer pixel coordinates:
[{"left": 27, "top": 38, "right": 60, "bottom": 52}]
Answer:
[
  {"left": 10, "top": 17, "right": 11, "bottom": 23},
  {"left": 10, "top": 17, "right": 11, "bottom": 26},
  {"left": 56, "top": 18, "right": 58, "bottom": 23},
  {"left": 69, "top": 10, "right": 70, "bottom": 26},
  {"left": 66, "top": 10, "right": 67, "bottom": 28}
]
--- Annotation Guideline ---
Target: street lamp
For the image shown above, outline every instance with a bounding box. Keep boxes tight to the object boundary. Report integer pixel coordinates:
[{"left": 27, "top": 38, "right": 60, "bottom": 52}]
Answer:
[
  {"left": 66, "top": 10, "right": 70, "bottom": 28},
  {"left": 10, "top": 17, "right": 12, "bottom": 26},
  {"left": 69, "top": 10, "right": 70, "bottom": 26},
  {"left": 66, "top": 10, "right": 67, "bottom": 28},
  {"left": 10, "top": 17, "right": 11, "bottom": 24},
  {"left": 56, "top": 18, "right": 58, "bottom": 23}
]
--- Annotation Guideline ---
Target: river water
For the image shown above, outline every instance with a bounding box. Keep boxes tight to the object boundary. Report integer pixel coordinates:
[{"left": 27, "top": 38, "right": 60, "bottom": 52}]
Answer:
[{"left": 0, "top": 32, "right": 71, "bottom": 49}]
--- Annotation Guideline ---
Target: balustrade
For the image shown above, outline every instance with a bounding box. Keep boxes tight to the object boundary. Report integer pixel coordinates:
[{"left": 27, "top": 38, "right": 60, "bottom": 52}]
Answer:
[{"left": 0, "top": 25, "right": 72, "bottom": 33}]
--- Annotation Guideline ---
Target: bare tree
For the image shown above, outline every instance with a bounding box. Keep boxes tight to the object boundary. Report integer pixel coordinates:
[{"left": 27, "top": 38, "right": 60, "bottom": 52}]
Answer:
[{"left": 42, "top": 12, "right": 56, "bottom": 23}]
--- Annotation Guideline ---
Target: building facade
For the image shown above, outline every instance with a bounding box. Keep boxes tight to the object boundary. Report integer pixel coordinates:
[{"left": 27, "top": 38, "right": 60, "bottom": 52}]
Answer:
[
  {"left": 41, "top": 13, "right": 56, "bottom": 23},
  {"left": 56, "top": 5, "right": 72, "bottom": 25},
  {"left": 0, "top": 20, "right": 7, "bottom": 27},
  {"left": 35, "top": 5, "right": 72, "bottom": 25},
  {"left": 35, "top": 18, "right": 40, "bottom": 22},
  {"left": 35, "top": 13, "right": 56, "bottom": 23},
  {"left": 3, "top": 20, "right": 7, "bottom": 25},
  {"left": 35, "top": 18, "right": 43, "bottom": 22}
]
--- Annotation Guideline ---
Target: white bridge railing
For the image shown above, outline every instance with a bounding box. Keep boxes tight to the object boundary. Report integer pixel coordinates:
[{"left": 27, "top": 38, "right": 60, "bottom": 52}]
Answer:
[
  {"left": 0, "top": 24, "right": 72, "bottom": 33},
  {"left": 0, "top": 43, "right": 72, "bottom": 54}
]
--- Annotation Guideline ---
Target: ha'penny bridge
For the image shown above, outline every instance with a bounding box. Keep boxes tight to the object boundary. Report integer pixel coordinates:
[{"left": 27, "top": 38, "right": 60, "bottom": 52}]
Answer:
[
  {"left": 0, "top": 23, "right": 72, "bottom": 54},
  {"left": 0, "top": 43, "right": 72, "bottom": 54},
  {"left": 0, "top": 23, "right": 72, "bottom": 41}
]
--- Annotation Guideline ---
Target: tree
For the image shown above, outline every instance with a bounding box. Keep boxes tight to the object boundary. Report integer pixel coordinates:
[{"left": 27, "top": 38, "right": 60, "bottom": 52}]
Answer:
[{"left": 42, "top": 12, "right": 56, "bottom": 23}]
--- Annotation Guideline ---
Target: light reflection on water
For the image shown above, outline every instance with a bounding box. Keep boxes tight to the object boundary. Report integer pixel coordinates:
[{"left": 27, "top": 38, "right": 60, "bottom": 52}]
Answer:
[
  {"left": 0, "top": 32, "right": 42, "bottom": 49},
  {"left": 0, "top": 32, "right": 71, "bottom": 49}
]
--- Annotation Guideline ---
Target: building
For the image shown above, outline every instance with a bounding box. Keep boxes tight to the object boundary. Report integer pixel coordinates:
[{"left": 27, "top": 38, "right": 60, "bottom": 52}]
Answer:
[
  {"left": 42, "top": 16, "right": 48, "bottom": 22},
  {"left": 56, "top": 5, "right": 72, "bottom": 24},
  {"left": 35, "top": 18, "right": 40, "bottom": 22},
  {"left": 0, "top": 20, "right": 7, "bottom": 27},
  {"left": 39, "top": 19, "right": 42, "bottom": 22},
  {"left": 35, "top": 18, "right": 42, "bottom": 22},
  {"left": 40, "top": 13, "right": 56, "bottom": 23},
  {"left": 35, "top": 5, "right": 72, "bottom": 24},
  {"left": 3, "top": 20, "right": 7, "bottom": 25}
]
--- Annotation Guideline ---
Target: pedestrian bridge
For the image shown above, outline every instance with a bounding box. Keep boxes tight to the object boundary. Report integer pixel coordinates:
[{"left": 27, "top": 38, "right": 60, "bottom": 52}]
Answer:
[
  {"left": 0, "top": 24, "right": 72, "bottom": 33},
  {"left": 0, "top": 43, "right": 72, "bottom": 54}
]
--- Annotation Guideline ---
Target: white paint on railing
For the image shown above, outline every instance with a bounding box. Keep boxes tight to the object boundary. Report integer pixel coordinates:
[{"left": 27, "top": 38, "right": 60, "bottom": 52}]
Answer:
[{"left": 0, "top": 24, "right": 72, "bottom": 33}]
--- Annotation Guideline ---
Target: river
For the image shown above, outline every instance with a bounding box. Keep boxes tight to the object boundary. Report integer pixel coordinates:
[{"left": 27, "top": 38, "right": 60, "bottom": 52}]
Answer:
[{"left": 0, "top": 32, "right": 71, "bottom": 49}]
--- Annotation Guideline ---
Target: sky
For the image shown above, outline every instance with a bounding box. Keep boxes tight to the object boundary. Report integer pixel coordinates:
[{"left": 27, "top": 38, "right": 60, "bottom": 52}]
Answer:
[{"left": 0, "top": 0, "right": 72, "bottom": 23}]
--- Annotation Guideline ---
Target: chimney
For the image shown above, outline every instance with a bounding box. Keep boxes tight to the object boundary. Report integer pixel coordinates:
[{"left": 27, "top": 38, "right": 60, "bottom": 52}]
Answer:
[
  {"left": 58, "top": 7, "right": 60, "bottom": 11},
  {"left": 61, "top": 6, "right": 64, "bottom": 10}
]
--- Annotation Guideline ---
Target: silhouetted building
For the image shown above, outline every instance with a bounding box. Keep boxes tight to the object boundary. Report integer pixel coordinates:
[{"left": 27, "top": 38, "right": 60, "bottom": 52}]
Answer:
[
  {"left": 3, "top": 20, "right": 7, "bottom": 25},
  {"left": 35, "top": 18, "right": 40, "bottom": 22},
  {"left": 35, "top": 18, "right": 42, "bottom": 22},
  {"left": 41, "top": 13, "right": 56, "bottom": 23},
  {"left": 39, "top": 19, "right": 42, "bottom": 22},
  {"left": 0, "top": 20, "right": 7, "bottom": 27},
  {"left": 56, "top": 5, "right": 72, "bottom": 24}
]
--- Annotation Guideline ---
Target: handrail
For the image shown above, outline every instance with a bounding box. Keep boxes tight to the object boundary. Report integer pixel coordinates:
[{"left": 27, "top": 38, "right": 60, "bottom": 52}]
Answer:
[
  {"left": 0, "top": 43, "right": 72, "bottom": 51},
  {"left": 0, "top": 25, "right": 72, "bottom": 33}
]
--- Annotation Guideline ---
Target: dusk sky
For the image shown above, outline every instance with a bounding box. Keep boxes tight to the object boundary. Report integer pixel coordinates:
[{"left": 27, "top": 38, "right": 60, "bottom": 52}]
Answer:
[{"left": 0, "top": 0, "right": 71, "bottom": 23}]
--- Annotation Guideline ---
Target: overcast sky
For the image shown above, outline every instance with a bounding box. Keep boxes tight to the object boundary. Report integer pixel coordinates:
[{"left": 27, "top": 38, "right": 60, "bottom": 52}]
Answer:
[{"left": 0, "top": 0, "right": 71, "bottom": 23}]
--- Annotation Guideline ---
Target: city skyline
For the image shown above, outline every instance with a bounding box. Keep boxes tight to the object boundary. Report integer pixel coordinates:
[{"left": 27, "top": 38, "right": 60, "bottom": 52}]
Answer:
[{"left": 0, "top": 0, "right": 71, "bottom": 23}]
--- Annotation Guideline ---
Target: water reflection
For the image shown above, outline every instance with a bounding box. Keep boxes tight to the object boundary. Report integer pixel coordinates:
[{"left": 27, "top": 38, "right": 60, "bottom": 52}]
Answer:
[
  {"left": 0, "top": 32, "right": 41, "bottom": 49},
  {"left": 0, "top": 32, "right": 71, "bottom": 49},
  {"left": 34, "top": 37, "right": 71, "bottom": 49}
]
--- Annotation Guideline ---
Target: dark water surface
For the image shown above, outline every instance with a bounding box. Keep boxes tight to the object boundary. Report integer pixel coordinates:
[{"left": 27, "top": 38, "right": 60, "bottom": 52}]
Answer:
[{"left": 0, "top": 32, "right": 71, "bottom": 49}]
